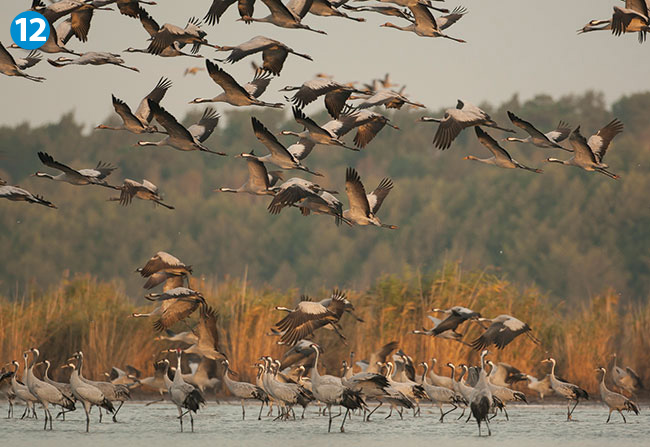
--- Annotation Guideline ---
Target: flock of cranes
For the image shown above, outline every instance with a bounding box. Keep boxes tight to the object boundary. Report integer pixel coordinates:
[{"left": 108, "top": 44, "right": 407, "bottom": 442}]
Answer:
[
  {"left": 2, "top": 250, "right": 644, "bottom": 436},
  {"left": 0, "top": 0, "right": 645, "bottom": 439},
  {"left": 0, "top": 0, "right": 635, "bottom": 215}
]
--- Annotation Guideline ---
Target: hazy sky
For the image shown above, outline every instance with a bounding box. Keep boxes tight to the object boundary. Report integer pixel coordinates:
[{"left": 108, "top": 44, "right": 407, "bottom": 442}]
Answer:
[{"left": 1, "top": 0, "right": 649, "bottom": 128}]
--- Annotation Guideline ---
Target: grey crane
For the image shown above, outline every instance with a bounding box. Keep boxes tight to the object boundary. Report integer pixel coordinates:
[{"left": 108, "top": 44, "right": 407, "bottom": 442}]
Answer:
[
  {"left": 34, "top": 151, "right": 119, "bottom": 189},
  {"left": 380, "top": 3, "right": 466, "bottom": 42},
  {"left": 181, "top": 358, "right": 221, "bottom": 394},
  {"left": 137, "top": 361, "right": 170, "bottom": 395},
  {"left": 309, "top": 344, "right": 366, "bottom": 432},
  {"left": 167, "top": 349, "right": 206, "bottom": 432},
  {"left": 97, "top": 77, "right": 172, "bottom": 133},
  {"left": 73, "top": 352, "right": 130, "bottom": 422},
  {"left": 487, "top": 362, "right": 527, "bottom": 388},
  {"left": 204, "top": 0, "right": 255, "bottom": 24},
  {"left": 261, "top": 357, "right": 313, "bottom": 420},
  {"left": 282, "top": 107, "right": 358, "bottom": 151},
  {"left": 323, "top": 109, "right": 399, "bottom": 148},
  {"left": 0, "top": 44, "right": 45, "bottom": 82},
  {"left": 68, "top": 352, "right": 114, "bottom": 432},
  {"left": 136, "top": 102, "right": 226, "bottom": 155},
  {"left": 611, "top": 1, "right": 649, "bottom": 42},
  {"left": 248, "top": 0, "right": 328, "bottom": 34},
  {"left": 505, "top": 111, "right": 571, "bottom": 150},
  {"left": 467, "top": 127, "right": 543, "bottom": 173},
  {"left": 307, "top": 0, "right": 365, "bottom": 21},
  {"left": 610, "top": 354, "right": 643, "bottom": 395},
  {"left": 343, "top": 167, "right": 397, "bottom": 228},
  {"left": 13, "top": 49, "right": 43, "bottom": 70},
  {"left": 418, "top": 362, "right": 466, "bottom": 422},
  {"left": 217, "top": 157, "right": 283, "bottom": 195},
  {"left": 385, "top": 361, "right": 426, "bottom": 418},
  {"left": 355, "top": 341, "right": 399, "bottom": 374},
  {"left": 351, "top": 4, "right": 415, "bottom": 21},
  {"left": 546, "top": 122, "right": 623, "bottom": 179},
  {"left": 125, "top": 7, "right": 204, "bottom": 57},
  {"left": 109, "top": 178, "right": 174, "bottom": 209},
  {"left": 596, "top": 367, "right": 639, "bottom": 423},
  {"left": 280, "top": 77, "right": 363, "bottom": 119},
  {"left": 190, "top": 60, "right": 282, "bottom": 108},
  {"left": 267, "top": 177, "right": 344, "bottom": 225},
  {"left": 0, "top": 182, "right": 56, "bottom": 208},
  {"left": 447, "top": 362, "right": 473, "bottom": 406},
  {"left": 412, "top": 315, "right": 469, "bottom": 344},
  {"left": 485, "top": 361, "right": 527, "bottom": 420},
  {"left": 471, "top": 314, "right": 539, "bottom": 351},
  {"left": 222, "top": 359, "right": 268, "bottom": 420},
  {"left": 525, "top": 374, "right": 553, "bottom": 400},
  {"left": 244, "top": 118, "right": 323, "bottom": 175},
  {"left": 354, "top": 88, "right": 425, "bottom": 110},
  {"left": 420, "top": 99, "right": 515, "bottom": 150},
  {"left": 40, "top": 360, "right": 76, "bottom": 421},
  {"left": 273, "top": 289, "right": 351, "bottom": 345},
  {"left": 216, "top": 36, "right": 313, "bottom": 76},
  {"left": 182, "top": 304, "right": 226, "bottom": 360},
  {"left": 469, "top": 350, "right": 493, "bottom": 436},
  {"left": 426, "top": 358, "right": 454, "bottom": 390},
  {"left": 47, "top": 52, "right": 139, "bottom": 71},
  {"left": 542, "top": 357, "right": 589, "bottom": 421},
  {"left": 95, "top": 0, "right": 158, "bottom": 18},
  {"left": 9, "top": 360, "right": 39, "bottom": 419},
  {"left": 429, "top": 306, "right": 481, "bottom": 335},
  {"left": 146, "top": 16, "right": 217, "bottom": 56},
  {"left": 140, "top": 287, "right": 206, "bottom": 332},
  {"left": 137, "top": 251, "right": 193, "bottom": 286}
]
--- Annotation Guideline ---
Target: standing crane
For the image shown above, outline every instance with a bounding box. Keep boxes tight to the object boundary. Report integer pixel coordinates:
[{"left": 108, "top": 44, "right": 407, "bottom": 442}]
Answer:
[
  {"left": 595, "top": 367, "right": 639, "bottom": 423},
  {"left": 542, "top": 358, "right": 588, "bottom": 421},
  {"left": 610, "top": 354, "right": 643, "bottom": 396},
  {"left": 68, "top": 352, "right": 114, "bottom": 432},
  {"left": 309, "top": 343, "right": 366, "bottom": 432},
  {"left": 469, "top": 350, "right": 493, "bottom": 436},
  {"left": 222, "top": 359, "right": 268, "bottom": 420},
  {"left": 24, "top": 349, "right": 75, "bottom": 430},
  {"left": 167, "top": 349, "right": 206, "bottom": 432}
]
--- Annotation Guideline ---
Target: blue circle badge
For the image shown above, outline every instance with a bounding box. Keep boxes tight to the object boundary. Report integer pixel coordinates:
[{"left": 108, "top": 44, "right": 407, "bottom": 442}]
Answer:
[{"left": 10, "top": 11, "right": 50, "bottom": 50}]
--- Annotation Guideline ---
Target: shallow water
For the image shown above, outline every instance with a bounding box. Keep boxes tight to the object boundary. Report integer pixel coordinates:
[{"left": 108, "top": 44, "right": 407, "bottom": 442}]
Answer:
[{"left": 2, "top": 401, "right": 647, "bottom": 447}]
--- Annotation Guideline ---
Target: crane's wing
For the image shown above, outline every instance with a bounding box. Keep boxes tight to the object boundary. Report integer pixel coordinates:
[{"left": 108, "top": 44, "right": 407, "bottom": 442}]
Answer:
[
  {"left": 204, "top": 0, "right": 237, "bottom": 25},
  {"left": 135, "top": 77, "right": 173, "bottom": 125},
  {"left": 252, "top": 117, "right": 295, "bottom": 160},
  {"left": 137, "top": 6, "right": 160, "bottom": 36},
  {"left": 188, "top": 107, "right": 220, "bottom": 143},
  {"left": 246, "top": 157, "right": 271, "bottom": 190},
  {"left": 587, "top": 119, "right": 623, "bottom": 162},
  {"left": 206, "top": 60, "right": 253, "bottom": 99},
  {"left": 545, "top": 121, "right": 571, "bottom": 143},
  {"left": 111, "top": 95, "right": 144, "bottom": 129},
  {"left": 507, "top": 111, "right": 547, "bottom": 141},
  {"left": 475, "top": 126, "right": 513, "bottom": 161},
  {"left": 569, "top": 127, "right": 598, "bottom": 165},
  {"left": 345, "top": 167, "right": 372, "bottom": 217},
  {"left": 367, "top": 177, "right": 393, "bottom": 215},
  {"left": 37, "top": 151, "right": 82, "bottom": 177}
]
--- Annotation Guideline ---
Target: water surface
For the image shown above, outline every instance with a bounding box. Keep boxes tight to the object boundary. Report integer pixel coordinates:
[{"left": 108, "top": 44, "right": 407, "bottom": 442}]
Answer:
[{"left": 2, "top": 401, "right": 647, "bottom": 447}]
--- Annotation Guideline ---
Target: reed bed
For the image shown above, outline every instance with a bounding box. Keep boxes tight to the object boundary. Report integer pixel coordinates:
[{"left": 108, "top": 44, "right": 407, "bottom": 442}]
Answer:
[{"left": 1, "top": 265, "right": 647, "bottom": 395}]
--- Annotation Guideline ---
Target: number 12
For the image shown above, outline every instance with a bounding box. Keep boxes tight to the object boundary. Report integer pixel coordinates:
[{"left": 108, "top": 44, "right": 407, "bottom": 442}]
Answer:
[{"left": 14, "top": 17, "right": 47, "bottom": 42}]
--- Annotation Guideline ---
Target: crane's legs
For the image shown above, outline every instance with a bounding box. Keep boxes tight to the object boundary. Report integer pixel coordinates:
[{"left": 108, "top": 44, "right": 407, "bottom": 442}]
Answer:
[
  {"left": 112, "top": 401, "right": 124, "bottom": 422},
  {"left": 178, "top": 407, "right": 184, "bottom": 432},
  {"left": 241, "top": 399, "right": 246, "bottom": 420},
  {"left": 340, "top": 408, "right": 350, "bottom": 432},
  {"left": 619, "top": 410, "right": 626, "bottom": 423},
  {"left": 83, "top": 402, "right": 91, "bottom": 432},
  {"left": 457, "top": 408, "right": 466, "bottom": 420},
  {"left": 365, "top": 401, "right": 382, "bottom": 421},
  {"left": 385, "top": 405, "right": 393, "bottom": 419},
  {"left": 567, "top": 399, "right": 579, "bottom": 420},
  {"left": 190, "top": 412, "right": 194, "bottom": 432},
  {"left": 43, "top": 407, "right": 48, "bottom": 430},
  {"left": 440, "top": 404, "right": 457, "bottom": 422},
  {"left": 606, "top": 409, "right": 612, "bottom": 423},
  {"left": 98, "top": 407, "right": 103, "bottom": 423},
  {"left": 257, "top": 400, "right": 264, "bottom": 420}
]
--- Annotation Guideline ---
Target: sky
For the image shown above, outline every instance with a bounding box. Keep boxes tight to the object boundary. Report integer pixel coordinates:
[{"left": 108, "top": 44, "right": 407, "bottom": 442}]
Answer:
[{"left": 1, "top": 0, "right": 649, "bottom": 128}]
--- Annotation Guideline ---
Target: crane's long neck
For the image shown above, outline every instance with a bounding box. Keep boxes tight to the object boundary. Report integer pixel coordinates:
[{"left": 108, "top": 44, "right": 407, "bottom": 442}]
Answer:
[
  {"left": 549, "top": 360, "right": 556, "bottom": 378},
  {"left": 382, "top": 22, "right": 413, "bottom": 32},
  {"left": 137, "top": 140, "right": 165, "bottom": 147},
  {"left": 44, "top": 362, "right": 51, "bottom": 381},
  {"left": 218, "top": 187, "right": 240, "bottom": 193},
  {"left": 420, "top": 363, "right": 429, "bottom": 384},
  {"left": 547, "top": 158, "right": 567, "bottom": 165},
  {"left": 311, "top": 348, "right": 321, "bottom": 383},
  {"left": 449, "top": 365, "right": 456, "bottom": 381}
]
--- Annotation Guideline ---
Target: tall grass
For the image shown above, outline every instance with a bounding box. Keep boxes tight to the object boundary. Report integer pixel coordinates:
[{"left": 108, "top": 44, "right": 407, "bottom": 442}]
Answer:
[{"left": 1, "top": 265, "right": 647, "bottom": 394}]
